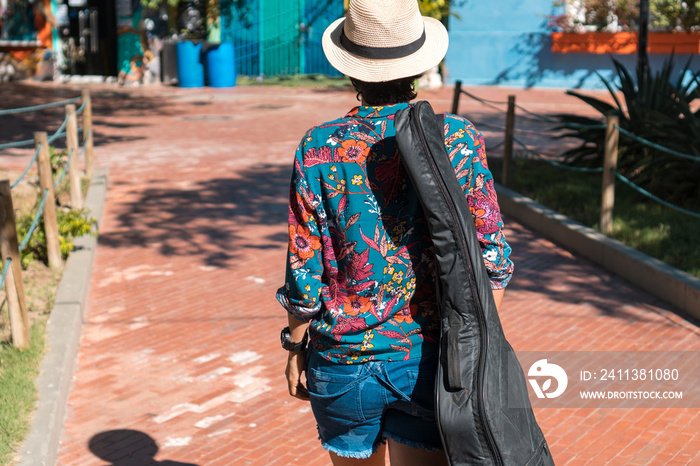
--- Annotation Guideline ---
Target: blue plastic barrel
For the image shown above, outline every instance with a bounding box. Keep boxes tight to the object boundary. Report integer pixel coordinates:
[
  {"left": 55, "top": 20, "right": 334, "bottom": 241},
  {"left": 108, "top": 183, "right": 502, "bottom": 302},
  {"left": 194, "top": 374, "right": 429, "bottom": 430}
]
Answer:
[
  {"left": 176, "top": 41, "right": 204, "bottom": 88},
  {"left": 206, "top": 42, "right": 236, "bottom": 88}
]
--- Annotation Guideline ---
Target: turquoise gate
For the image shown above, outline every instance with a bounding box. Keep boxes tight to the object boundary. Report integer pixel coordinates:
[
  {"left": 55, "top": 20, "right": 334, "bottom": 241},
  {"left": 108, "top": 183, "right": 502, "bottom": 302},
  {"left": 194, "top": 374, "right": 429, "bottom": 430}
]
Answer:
[{"left": 220, "top": 0, "right": 343, "bottom": 77}]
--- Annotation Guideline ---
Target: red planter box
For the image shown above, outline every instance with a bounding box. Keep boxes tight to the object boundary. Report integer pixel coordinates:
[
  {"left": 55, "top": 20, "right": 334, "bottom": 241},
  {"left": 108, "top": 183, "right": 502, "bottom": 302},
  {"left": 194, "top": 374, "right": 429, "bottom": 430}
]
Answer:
[{"left": 551, "top": 31, "right": 700, "bottom": 54}]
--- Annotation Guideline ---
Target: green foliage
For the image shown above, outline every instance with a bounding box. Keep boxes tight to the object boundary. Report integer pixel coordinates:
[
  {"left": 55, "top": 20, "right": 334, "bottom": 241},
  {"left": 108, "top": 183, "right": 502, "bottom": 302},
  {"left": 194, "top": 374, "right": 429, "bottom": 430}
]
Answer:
[
  {"left": 651, "top": 0, "right": 700, "bottom": 31},
  {"left": 15, "top": 205, "right": 97, "bottom": 269},
  {"left": 49, "top": 146, "right": 66, "bottom": 169},
  {"left": 550, "top": 0, "right": 700, "bottom": 32},
  {"left": 141, "top": 0, "right": 180, "bottom": 9},
  {"left": 554, "top": 56, "right": 700, "bottom": 207},
  {"left": 14, "top": 144, "right": 96, "bottom": 268},
  {"left": 586, "top": 0, "right": 640, "bottom": 31},
  {"left": 237, "top": 73, "right": 351, "bottom": 88},
  {"left": 48, "top": 145, "right": 78, "bottom": 201},
  {"left": 419, "top": 0, "right": 450, "bottom": 21},
  {"left": 418, "top": 0, "right": 469, "bottom": 22},
  {"left": 0, "top": 322, "right": 46, "bottom": 465},
  {"left": 548, "top": 0, "right": 641, "bottom": 31}
]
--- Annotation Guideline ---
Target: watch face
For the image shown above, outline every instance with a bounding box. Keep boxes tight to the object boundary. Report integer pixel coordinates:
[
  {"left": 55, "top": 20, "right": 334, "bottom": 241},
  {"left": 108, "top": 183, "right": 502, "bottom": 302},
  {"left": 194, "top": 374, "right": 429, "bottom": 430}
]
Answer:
[
  {"left": 281, "top": 327, "right": 291, "bottom": 349},
  {"left": 281, "top": 327, "right": 306, "bottom": 351}
]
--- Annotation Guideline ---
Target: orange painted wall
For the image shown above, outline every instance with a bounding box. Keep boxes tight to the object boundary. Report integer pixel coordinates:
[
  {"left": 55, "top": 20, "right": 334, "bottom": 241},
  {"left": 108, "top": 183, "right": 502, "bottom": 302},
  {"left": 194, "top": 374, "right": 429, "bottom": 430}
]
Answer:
[
  {"left": 7, "top": 0, "right": 53, "bottom": 61},
  {"left": 551, "top": 32, "right": 700, "bottom": 55},
  {"left": 38, "top": 0, "right": 54, "bottom": 49}
]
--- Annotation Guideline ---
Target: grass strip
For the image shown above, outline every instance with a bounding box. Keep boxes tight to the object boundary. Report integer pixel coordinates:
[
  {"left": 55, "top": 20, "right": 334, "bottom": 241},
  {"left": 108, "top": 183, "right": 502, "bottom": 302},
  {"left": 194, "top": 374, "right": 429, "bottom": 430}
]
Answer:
[
  {"left": 0, "top": 322, "right": 46, "bottom": 465},
  {"left": 490, "top": 157, "right": 700, "bottom": 279},
  {"left": 237, "top": 74, "right": 351, "bottom": 88}
]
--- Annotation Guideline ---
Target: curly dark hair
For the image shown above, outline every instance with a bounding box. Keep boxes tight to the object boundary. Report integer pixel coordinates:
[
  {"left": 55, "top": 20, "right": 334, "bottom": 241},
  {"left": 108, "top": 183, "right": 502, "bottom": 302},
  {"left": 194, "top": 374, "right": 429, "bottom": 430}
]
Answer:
[{"left": 350, "top": 75, "right": 421, "bottom": 106}]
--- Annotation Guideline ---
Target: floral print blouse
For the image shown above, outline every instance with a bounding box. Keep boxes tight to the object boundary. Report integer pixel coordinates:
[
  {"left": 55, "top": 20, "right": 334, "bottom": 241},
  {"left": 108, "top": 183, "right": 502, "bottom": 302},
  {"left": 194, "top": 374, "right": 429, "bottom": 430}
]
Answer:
[{"left": 277, "top": 103, "right": 513, "bottom": 364}]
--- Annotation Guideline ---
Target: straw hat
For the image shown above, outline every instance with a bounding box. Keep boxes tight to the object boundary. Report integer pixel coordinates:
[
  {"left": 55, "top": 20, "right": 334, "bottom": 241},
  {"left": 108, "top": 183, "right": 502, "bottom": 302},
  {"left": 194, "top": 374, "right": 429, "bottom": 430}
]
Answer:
[{"left": 322, "top": 0, "right": 449, "bottom": 82}]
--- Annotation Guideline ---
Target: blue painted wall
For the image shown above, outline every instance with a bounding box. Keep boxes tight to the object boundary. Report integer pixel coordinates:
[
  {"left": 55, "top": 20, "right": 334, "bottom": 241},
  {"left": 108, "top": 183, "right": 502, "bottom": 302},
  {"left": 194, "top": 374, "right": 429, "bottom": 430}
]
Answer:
[{"left": 445, "top": 0, "right": 699, "bottom": 89}]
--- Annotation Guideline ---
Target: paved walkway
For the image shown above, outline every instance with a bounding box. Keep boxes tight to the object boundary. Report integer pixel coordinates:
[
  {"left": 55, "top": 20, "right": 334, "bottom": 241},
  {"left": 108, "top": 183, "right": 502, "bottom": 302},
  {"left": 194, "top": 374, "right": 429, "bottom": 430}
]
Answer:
[{"left": 1, "top": 82, "right": 699, "bottom": 465}]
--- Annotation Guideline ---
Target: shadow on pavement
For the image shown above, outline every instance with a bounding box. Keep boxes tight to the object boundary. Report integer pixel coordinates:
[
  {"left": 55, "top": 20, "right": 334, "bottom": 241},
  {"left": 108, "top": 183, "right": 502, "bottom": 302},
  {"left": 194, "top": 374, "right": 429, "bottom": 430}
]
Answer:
[
  {"left": 505, "top": 220, "right": 671, "bottom": 322},
  {"left": 0, "top": 84, "right": 185, "bottom": 152},
  {"left": 88, "top": 429, "right": 199, "bottom": 466},
  {"left": 98, "top": 163, "right": 290, "bottom": 267},
  {"left": 95, "top": 156, "right": 672, "bottom": 319}
]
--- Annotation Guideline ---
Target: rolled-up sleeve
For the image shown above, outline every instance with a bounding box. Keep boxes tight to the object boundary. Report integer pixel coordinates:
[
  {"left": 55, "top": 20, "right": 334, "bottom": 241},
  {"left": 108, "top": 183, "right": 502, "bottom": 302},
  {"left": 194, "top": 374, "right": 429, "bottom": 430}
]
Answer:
[
  {"left": 444, "top": 115, "right": 514, "bottom": 289},
  {"left": 276, "top": 140, "right": 325, "bottom": 322}
]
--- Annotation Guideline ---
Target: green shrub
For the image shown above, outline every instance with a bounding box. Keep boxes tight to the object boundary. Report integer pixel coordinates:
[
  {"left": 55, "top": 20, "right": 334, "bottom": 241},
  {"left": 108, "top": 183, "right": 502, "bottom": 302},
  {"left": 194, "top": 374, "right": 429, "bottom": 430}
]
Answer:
[
  {"left": 549, "top": 0, "right": 700, "bottom": 32},
  {"left": 651, "top": 0, "right": 700, "bottom": 32},
  {"left": 554, "top": 56, "right": 700, "bottom": 208},
  {"left": 49, "top": 146, "right": 66, "bottom": 169},
  {"left": 15, "top": 205, "right": 97, "bottom": 269}
]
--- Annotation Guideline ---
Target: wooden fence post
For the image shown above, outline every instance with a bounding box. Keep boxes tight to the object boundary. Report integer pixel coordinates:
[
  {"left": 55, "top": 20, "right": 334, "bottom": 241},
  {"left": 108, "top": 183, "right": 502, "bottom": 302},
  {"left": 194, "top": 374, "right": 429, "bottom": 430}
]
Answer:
[
  {"left": 451, "top": 80, "right": 462, "bottom": 115},
  {"left": 82, "top": 89, "right": 94, "bottom": 179},
  {"left": 65, "top": 104, "right": 82, "bottom": 209},
  {"left": 601, "top": 115, "right": 620, "bottom": 235},
  {"left": 35, "top": 132, "right": 63, "bottom": 269},
  {"left": 502, "top": 95, "right": 516, "bottom": 187},
  {"left": 0, "top": 180, "right": 30, "bottom": 348}
]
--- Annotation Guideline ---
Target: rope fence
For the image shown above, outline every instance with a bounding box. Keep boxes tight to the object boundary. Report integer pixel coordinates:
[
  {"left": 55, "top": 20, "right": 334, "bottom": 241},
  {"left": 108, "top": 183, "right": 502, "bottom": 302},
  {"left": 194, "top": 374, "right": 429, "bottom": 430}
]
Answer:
[
  {"left": 0, "top": 90, "right": 95, "bottom": 349},
  {"left": 455, "top": 86, "right": 511, "bottom": 113},
  {"left": 450, "top": 80, "right": 700, "bottom": 235},
  {"left": 11, "top": 143, "right": 41, "bottom": 188},
  {"left": 0, "top": 138, "right": 36, "bottom": 150},
  {"left": 470, "top": 120, "right": 507, "bottom": 132},
  {"left": 75, "top": 98, "right": 89, "bottom": 116},
  {"left": 47, "top": 114, "right": 70, "bottom": 144},
  {"left": 611, "top": 170, "right": 700, "bottom": 220},
  {"left": 512, "top": 136, "right": 604, "bottom": 173},
  {"left": 0, "top": 258, "right": 11, "bottom": 293},
  {"left": 454, "top": 83, "right": 605, "bottom": 128},
  {"left": 0, "top": 97, "right": 87, "bottom": 151},
  {"left": 489, "top": 139, "right": 505, "bottom": 151},
  {"left": 53, "top": 149, "right": 75, "bottom": 188},
  {"left": 0, "top": 96, "right": 81, "bottom": 116},
  {"left": 0, "top": 108, "right": 72, "bottom": 151},
  {"left": 18, "top": 189, "right": 50, "bottom": 253},
  {"left": 471, "top": 119, "right": 552, "bottom": 137},
  {"left": 614, "top": 125, "right": 700, "bottom": 163}
]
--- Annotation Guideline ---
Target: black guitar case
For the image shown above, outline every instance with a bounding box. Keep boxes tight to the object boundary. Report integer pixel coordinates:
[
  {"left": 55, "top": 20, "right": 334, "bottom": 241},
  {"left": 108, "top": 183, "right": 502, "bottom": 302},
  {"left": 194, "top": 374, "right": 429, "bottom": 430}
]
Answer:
[{"left": 394, "top": 101, "right": 554, "bottom": 466}]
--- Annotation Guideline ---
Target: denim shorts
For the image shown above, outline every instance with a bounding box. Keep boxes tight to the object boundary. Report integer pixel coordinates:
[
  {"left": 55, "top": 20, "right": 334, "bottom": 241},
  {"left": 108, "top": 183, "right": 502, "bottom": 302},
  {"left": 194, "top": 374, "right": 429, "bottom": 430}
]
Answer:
[{"left": 306, "top": 351, "right": 444, "bottom": 459}]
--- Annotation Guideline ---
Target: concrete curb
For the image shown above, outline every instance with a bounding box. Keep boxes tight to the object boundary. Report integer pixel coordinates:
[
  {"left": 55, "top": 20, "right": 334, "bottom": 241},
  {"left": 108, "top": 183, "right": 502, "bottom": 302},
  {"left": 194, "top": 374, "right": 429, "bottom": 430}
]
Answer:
[
  {"left": 17, "top": 167, "right": 109, "bottom": 466},
  {"left": 495, "top": 183, "right": 700, "bottom": 321}
]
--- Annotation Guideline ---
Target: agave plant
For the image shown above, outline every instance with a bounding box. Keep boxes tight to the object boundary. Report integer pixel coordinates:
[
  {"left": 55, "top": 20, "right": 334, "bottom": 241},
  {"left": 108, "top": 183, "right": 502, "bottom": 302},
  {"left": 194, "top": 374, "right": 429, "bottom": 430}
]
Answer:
[{"left": 554, "top": 56, "right": 700, "bottom": 207}]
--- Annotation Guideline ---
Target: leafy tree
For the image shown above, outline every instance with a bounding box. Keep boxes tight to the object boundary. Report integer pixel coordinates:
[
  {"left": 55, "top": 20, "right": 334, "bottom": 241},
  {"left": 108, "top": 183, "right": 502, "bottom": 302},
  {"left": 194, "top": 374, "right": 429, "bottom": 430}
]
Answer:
[
  {"left": 419, "top": 0, "right": 450, "bottom": 21},
  {"left": 651, "top": 0, "right": 700, "bottom": 31},
  {"left": 548, "top": 0, "right": 700, "bottom": 32}
]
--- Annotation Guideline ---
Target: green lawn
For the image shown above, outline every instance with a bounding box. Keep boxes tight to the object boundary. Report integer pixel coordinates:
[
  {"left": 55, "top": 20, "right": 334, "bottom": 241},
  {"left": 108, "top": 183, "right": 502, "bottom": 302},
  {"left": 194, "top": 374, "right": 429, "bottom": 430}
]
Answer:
[
  {"left": 489, "top": 157, "right": 700, "bottom": 279},
  {"left": 237, "top": 74, "right": 351, "bottom": 88},
  {"left": 0, "top": 322, "right": 46, "bottom": 465}
]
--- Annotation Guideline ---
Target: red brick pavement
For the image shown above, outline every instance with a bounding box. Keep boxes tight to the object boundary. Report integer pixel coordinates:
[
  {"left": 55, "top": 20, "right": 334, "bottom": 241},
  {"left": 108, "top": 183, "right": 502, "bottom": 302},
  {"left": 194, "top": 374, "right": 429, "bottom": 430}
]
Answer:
[{"left": 2, "top": 82, "right": 699, "bottom": 465}]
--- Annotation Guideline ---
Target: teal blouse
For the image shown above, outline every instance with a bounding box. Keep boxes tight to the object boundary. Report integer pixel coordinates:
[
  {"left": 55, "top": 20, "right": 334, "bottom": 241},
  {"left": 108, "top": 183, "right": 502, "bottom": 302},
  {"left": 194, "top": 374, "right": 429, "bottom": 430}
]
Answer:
[{"left": 277, "top": 103, "right": 513, "bottom": 364}]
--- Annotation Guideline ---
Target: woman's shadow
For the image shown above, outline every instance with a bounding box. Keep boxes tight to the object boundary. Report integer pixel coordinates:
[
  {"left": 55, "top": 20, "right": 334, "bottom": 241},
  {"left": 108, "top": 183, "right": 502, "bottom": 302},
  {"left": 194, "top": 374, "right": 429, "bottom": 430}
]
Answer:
[{"left": 88, "top": 430, "right": 200, "bottom": 466}]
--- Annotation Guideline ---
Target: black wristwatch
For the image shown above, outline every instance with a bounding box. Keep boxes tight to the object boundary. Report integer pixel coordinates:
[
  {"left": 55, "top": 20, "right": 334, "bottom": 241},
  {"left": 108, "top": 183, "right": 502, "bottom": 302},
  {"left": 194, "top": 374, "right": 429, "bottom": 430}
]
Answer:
[{"left": 280, "top": 327, "right": 308, "bottom": 352}]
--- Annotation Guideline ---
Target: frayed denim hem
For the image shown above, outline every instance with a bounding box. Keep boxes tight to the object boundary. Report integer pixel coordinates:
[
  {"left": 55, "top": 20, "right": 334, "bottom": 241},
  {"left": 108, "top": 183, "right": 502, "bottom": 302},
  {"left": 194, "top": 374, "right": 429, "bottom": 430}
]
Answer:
[
  {"left": 319, "top": 439, "right": 385, "bottom": 459},
  {"left": 383, "top": 431, "right": 444, "bottom": 453}
]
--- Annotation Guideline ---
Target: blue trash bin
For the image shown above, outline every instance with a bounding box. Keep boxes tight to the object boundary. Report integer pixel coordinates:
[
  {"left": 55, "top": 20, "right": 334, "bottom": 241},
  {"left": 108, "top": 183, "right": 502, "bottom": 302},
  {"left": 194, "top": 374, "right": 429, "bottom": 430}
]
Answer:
[
  {"left": 176, "top": 41, "right": 204, "bottom": 88},
  {"left": 206, "top": 42, "right": 236, "bottom": 88}
]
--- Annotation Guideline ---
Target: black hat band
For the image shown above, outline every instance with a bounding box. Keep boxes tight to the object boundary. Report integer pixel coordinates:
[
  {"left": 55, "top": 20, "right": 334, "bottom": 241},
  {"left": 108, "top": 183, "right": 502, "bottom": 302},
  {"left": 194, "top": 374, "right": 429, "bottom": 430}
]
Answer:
[{"left": 339, "top": 27, "right": 426, "bottom": 60}]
